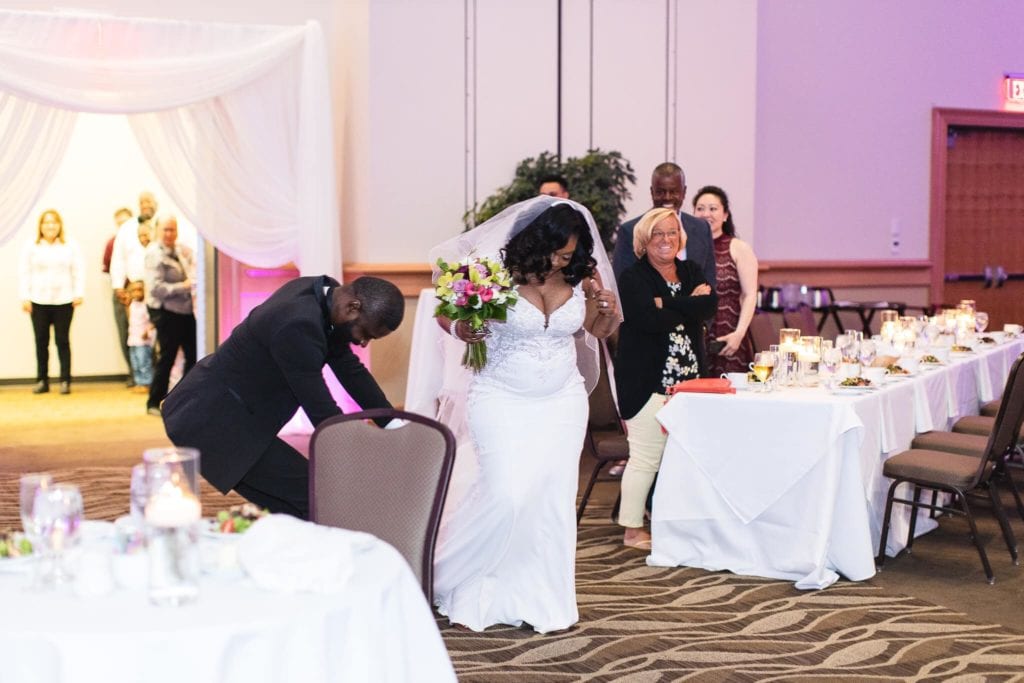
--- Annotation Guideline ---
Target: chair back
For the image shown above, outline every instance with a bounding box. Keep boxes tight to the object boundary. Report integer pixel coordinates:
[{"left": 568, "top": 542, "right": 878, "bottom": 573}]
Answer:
[
  {"left": 747, "top": 311, "right": 778, "bottom": 353},
  {"left": 309, "top": 408, "right": 456, "bottom": 602},
  {"left": 783, "top": 303, "right": 818, "bottom": 336},
  {"left": 588, "top": 342, "right": 621, "bottom": 431},
  {"left": 980, "top": 352, "right": 1024, "bottom": 474}
]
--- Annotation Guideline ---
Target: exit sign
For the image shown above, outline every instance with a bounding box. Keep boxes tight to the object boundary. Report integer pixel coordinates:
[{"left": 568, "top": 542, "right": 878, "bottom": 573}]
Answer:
[{"left": 1006, "top": 73, "right": 1024, "bottom": 102}]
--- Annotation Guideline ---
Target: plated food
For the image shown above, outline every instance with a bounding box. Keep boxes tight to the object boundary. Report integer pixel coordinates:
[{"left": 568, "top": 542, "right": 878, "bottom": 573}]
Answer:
[
  {"left": 951, "top": 345, "right": 974, "bottom": 353},
  {"left": 0, "top": 530, "right": 32, "bottom": 559},
  {"left": 920, "top": 354, "right": 943, "bottom": 364},
  {"left": 886, "top": 364, "right": 911, "bottom": 375},
  {"left": 839, "top": 376, "right": 872, "bottom": 387},
  {"left": 210, "top": 503, "right": 268, "bottom": 534}
]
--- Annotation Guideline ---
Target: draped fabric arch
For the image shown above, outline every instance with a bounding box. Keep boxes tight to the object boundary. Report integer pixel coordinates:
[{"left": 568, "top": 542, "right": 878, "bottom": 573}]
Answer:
[{"left": 0, "top": 9, "right": 339, "bottom": 276}]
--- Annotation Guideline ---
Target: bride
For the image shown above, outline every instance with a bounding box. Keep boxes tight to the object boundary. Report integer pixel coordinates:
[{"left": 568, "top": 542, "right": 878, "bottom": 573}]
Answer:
[{"left": 430, "top": 195, "right": 619, "bottom": 633}]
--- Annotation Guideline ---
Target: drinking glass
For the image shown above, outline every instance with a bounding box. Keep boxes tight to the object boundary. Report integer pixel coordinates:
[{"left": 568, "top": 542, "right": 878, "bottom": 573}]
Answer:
[
  {"left": 838, "top": 333, "right": 859, "bottom": 364},
  {"left": 130, "top": 463, "right": 147, "bottom": 520},
  {"left": 32, "top": 483, "right": 84, "bottom": 587},
  {"left": 751, "top": 352, "right": 776, "bottom": 392},
  {"left": 19, "top": 473, "right": 53, "bottom": 587},
  {"left": 822, "top": 348, "right": 843, "bottom": 388},
  {"left": 975, "top": 312, "right": 989, "bottom": 333},
  {"left": 859, "top": 339, "right": 877, "bottom": 368}
]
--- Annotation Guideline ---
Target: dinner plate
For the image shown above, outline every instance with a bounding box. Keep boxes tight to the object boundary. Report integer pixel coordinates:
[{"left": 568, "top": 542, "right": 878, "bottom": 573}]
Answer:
[
  {"left": 885, "top": 373, "right": 914, "bottom": 381},
  {"left": 830, "top": 383, "right": 878, "bottom": 394}
]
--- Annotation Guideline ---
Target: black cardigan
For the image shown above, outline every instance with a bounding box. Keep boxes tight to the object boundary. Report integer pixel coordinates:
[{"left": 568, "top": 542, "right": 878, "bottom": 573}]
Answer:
[{"left": 613, "top": 257, "right": 718, "bottom": 420}]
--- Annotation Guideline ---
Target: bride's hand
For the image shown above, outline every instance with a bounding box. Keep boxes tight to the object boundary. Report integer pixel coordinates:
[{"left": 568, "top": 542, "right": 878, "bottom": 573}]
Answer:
[{"left": 453, "top": 319, "right": 489, "bottom": 344}]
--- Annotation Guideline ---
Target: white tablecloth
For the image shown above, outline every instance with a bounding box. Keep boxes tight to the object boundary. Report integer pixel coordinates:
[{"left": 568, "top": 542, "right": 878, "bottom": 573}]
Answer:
[
  {"left": 649, "top": 338, "right": 1024, "bottom": 589},
  {"left": 0, "top": 524, "right": 456, "bottom": 683}
]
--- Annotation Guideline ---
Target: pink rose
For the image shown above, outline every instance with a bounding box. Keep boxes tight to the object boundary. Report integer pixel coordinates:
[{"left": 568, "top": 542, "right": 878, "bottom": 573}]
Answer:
[
  {"left": 455, "top": 294, "right": 468, "bottom": 307},
  {"left": 480, "top": 287, "right": 494, "bottom": 302}
]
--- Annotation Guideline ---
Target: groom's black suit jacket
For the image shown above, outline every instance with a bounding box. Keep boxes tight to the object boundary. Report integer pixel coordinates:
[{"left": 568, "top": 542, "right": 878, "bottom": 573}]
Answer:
[{"left": 162, "top": 275, "right": 390, "bottom": 492}]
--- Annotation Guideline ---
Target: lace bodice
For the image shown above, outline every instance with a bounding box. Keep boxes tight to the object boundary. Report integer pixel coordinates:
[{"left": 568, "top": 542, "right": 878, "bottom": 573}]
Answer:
[{"left": 473, "top": 283, "right": 586, "bottom": 396}]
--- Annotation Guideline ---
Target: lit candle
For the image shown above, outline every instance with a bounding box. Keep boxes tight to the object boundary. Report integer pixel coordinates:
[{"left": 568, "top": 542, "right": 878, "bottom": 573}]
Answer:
[{"left": 145, "top": 481, "right": 201, "bottom": 528}]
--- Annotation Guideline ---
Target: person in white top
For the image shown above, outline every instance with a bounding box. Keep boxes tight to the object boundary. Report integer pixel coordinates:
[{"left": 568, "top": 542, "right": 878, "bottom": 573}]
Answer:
[
  {"left": 18, "top": 209, "right": 85, "bottom": 394},
  {"left": 109, "top": 191, "right": 158, "bottom": 302}
]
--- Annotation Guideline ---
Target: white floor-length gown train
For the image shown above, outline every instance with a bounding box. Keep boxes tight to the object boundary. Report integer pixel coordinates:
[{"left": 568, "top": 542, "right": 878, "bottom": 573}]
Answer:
[{"left": 433, "top": 284, "right": 588, "bottom": 633}]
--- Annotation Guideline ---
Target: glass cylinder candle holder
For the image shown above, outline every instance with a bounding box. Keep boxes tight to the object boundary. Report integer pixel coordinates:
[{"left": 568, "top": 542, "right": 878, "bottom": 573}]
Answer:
[
  {"left": 779, "top": 328, "right": 802, "bottom": 352},
  {"left": 143, "top": 447, "right": 201, "bottom": 607}
]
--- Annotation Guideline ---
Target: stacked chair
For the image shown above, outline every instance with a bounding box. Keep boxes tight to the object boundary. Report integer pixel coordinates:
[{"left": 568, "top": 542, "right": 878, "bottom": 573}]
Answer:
[{"left": 876, "top": 352, "right": 1024, "bottom": 583}]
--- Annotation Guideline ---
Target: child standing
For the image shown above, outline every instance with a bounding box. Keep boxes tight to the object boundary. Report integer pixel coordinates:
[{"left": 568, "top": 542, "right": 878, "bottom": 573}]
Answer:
[{"left": 126, "top": 280, "right": 154, "bottom": 393}]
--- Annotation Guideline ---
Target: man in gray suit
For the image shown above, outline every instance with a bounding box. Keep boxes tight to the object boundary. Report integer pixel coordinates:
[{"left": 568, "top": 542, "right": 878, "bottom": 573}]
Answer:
[{"left": 612, "top": 162, "right": 716, "bottom": 289}]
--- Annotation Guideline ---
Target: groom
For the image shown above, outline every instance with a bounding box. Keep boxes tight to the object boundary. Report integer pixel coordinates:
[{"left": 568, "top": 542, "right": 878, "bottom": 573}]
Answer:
[{"left": 161, "top": 275, "right": 404, "bottom": 520}]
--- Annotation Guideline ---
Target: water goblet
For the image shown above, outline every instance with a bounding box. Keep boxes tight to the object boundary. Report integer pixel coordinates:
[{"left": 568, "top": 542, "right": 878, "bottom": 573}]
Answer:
[
  {"left": 32, "top": 483, "right": 84, "bottom": 587},
  {"left": 975, "top": 312, "right": 989, "bottom": 334},
  {"left": 859, "top": 339, "right": 877, "bottom": 368},
  {"left": 822, "top": 347, "right": 843, "bottom": 389},
  {"left": 19, "top": 473, "right": 53, "bottom": 587}
]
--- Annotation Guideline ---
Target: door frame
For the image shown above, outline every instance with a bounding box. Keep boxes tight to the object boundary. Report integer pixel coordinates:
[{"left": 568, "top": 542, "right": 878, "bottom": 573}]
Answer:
[{"left": 929, "top": 107, "right": 1024, "bottom": 304}]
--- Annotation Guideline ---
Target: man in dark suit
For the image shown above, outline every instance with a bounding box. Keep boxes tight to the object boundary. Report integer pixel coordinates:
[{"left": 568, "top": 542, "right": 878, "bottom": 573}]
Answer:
[
  {"left": 612, "top": 162, "right": 716, "bottom": 289},
  {"left": 162, "top": 275, "right": 404, "bottom": 519}
]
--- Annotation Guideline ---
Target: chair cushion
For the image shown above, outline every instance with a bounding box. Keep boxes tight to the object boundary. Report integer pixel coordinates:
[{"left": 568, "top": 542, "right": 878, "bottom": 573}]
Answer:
[
  {"left": 883, "top": 448, "right": 983, "bottom": 489},
  {"left": 911, "top": 430, "right": 987, "bottom": 457},
  {"left": 952, "top": 414, "right": 1024, "bottom": 440},
  {"left": 953, "top": 415, "right": 996, "bottom": 437},
  {"left": 981, "top": 399, "right": 1001, "bottom": 418}
]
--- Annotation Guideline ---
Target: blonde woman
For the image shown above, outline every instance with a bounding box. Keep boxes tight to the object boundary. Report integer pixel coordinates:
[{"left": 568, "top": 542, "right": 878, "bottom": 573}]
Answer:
[
  {"left": 18, "top": 209, "right": 84, "bottom": 394},
  {"left": 613, "top": 207, "right": 717, "bottom": 549}
]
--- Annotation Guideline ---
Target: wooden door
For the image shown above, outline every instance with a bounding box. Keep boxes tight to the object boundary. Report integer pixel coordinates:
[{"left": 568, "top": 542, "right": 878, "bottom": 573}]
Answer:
[{"left": 933, "top": 110, "right": 1024, "bottom": 329}]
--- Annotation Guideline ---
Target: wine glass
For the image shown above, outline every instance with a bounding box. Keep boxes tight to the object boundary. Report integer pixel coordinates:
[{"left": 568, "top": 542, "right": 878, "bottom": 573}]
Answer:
[
  {"left": 975, "top": 312, "right": 989, "bottom": 334},
  {"left": 32, "top": 483, "right": 84, "bottom": 587},
  {"left": 751, "top": 352, "right": 776, "bottom": 392},
  {"left": 822, "top": 347, "right": 842, "bottom": 388},
  {"left": 859, "top": 339, "right": 877, "bottom": 368},
  {"left": 20, "top": 473, "right": 53, "bottom": 587}
]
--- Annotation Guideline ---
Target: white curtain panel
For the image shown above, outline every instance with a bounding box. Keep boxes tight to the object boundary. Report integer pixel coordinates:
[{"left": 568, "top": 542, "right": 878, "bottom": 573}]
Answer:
[{"left": 0, "top": 9, "right": 339, "bottom": 275}]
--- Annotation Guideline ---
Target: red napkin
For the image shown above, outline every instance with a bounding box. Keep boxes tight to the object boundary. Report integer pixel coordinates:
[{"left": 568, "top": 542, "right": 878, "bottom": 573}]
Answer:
[{"left": 667, "top": 378, "right": 736, "bottom": 395}]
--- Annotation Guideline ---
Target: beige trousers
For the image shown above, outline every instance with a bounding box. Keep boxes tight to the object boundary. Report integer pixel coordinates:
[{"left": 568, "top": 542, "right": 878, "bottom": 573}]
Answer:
[{"left": 619, "top": 393, "right": 668, "bottom": 528}]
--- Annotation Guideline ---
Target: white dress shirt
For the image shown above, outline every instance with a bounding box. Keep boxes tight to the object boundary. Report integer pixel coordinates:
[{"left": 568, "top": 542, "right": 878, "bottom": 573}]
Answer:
[
  {"left": 109, "top": 217, "right": 153, "bottom": 290},
  {"left": 18, "top": 238, "right": 85, "bottom": 304}
]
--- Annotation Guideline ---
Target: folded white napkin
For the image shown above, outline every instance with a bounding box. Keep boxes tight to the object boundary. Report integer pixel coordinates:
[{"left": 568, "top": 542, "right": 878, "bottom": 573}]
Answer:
[{"left": 237, "top": 514, "right": 374, "bottom": 594}]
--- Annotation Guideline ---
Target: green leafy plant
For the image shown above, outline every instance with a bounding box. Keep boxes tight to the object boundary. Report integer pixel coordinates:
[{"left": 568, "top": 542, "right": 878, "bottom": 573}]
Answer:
[{"left": 464, "top": 149, "right": 636, "bottom": 250}]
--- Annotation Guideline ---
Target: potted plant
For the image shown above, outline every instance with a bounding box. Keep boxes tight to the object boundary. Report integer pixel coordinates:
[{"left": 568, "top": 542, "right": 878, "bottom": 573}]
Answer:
[{"left": 464, "top": 149, "right": 635, "bottom": 250}]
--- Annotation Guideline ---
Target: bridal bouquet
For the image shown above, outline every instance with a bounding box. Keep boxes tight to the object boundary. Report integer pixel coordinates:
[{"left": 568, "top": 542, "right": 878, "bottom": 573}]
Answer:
[{"left": 434, "top": 256, "right": 518, "bottom": 371}]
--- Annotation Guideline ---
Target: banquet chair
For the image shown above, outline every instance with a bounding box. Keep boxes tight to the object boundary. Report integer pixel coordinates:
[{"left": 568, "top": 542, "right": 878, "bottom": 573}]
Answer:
[
  {"left": 747, "top": 311, "right": 779, "bottom": 353},
  {"left": 876, "top": 352, "right": 1024, "bottom": 583},
  {"left": 783, "top": 303, "right": 818, "bottom": 336},
  {"left": 309, "top": 408, "right": 456, "bottom": 602},
  {"left": 577, "top": 343, "right": 629, "bottom": 524},
  {"left": 981, "top": 399, "right": 1002, "bottom": 418}
]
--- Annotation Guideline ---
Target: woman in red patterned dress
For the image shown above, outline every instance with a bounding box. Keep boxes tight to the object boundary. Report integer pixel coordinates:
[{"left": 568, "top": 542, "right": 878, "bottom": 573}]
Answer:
[{"left": 693, "top": 186, "right": 758, "bottom": 375}]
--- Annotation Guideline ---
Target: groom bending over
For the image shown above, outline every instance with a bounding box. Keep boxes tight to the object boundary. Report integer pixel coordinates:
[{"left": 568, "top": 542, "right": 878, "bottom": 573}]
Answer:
[{"left": 161, "top": 275, "right": 404, "bottom": 519}]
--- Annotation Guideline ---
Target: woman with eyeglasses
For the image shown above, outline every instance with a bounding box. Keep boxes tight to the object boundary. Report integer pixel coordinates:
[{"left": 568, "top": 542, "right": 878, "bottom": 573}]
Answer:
[{"left": 613, "top": 206, "right": 717, "bottom": 550}]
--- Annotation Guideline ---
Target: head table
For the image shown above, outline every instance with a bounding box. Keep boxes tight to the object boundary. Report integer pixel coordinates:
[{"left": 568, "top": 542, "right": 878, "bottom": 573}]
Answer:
[
  {"left": 0, "top": 519, "right": 456, "bottom": 683},
  {"left": 650, "top": 336, "right": 1024, "bottom": 589}
]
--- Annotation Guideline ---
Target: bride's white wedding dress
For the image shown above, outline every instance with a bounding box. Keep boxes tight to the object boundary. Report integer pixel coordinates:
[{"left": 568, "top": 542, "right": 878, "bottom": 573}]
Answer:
[{"left": 433, "top": 283, "right": 587, "bottom": 633}]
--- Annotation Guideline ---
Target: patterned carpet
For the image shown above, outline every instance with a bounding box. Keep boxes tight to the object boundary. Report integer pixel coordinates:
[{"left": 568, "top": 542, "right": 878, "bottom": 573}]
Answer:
[
  {"left": 439, "top": 513, "right": 1024, "bottom": 681},
  {"left": 5, "top": 384, "right": 1024, "bottom": 679}
]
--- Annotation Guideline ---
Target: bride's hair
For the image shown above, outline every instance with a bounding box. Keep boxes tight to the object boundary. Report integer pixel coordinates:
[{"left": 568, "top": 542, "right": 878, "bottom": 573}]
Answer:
[{"left": 502, "top": 204, "right": 597, "bottom": 285}]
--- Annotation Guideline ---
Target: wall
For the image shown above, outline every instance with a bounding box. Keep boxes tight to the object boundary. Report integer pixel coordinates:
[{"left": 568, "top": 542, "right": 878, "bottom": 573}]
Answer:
[
  {"left": 0, "top": 115, "right": 195, "bottom": 381},
  {"left": 754, "top": 0, "right": 1024, "bottom": 261}
]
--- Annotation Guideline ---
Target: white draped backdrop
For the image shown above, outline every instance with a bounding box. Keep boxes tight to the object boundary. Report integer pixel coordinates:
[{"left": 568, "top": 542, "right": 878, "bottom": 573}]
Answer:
[{"left": 0, "top": 9, "right": 340, "bottom": 276}]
